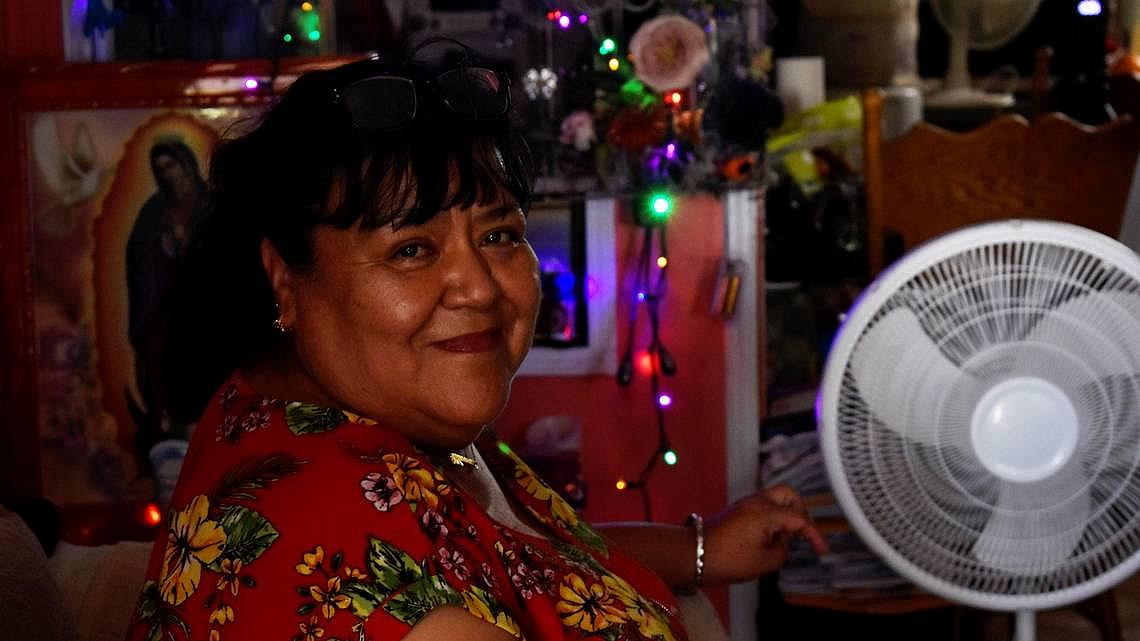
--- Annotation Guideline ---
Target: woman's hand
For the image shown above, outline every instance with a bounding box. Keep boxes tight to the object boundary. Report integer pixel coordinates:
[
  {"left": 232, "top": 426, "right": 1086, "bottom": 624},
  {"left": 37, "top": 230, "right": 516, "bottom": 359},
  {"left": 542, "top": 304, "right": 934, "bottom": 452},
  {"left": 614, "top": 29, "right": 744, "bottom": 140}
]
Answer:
[{"left": 702, "top": 485, "right": 828, "bottom": 586}]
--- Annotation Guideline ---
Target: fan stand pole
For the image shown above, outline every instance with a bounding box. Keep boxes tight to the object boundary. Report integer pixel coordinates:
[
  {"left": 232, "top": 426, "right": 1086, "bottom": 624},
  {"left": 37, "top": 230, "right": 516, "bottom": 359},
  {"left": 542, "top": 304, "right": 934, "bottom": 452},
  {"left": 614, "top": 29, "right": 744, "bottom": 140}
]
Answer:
[
  {"left": 944, "top": 7, "right": 971, "bottom": 93},
  {"left": 1014, "top": 610, "right": 1035, "bottom": 641}
]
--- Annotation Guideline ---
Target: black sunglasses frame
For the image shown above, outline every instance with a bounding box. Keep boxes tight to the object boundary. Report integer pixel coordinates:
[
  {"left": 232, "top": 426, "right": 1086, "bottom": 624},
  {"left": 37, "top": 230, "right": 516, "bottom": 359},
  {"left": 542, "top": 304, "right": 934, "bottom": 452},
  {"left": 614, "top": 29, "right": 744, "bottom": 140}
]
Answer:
[{"left": 333, "top": 66, "right": 512, "bottom": 134}]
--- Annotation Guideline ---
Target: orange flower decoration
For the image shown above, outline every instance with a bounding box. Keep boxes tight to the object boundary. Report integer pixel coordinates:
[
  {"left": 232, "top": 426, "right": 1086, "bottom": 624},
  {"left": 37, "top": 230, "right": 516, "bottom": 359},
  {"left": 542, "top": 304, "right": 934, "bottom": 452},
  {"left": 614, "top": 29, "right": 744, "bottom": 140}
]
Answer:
[
  {"left": 296, "top": 546, "right": 324, "bottom": 575},
  {"left": 215, "top": 558, "right": 243, "bottom": 596},
  {"left": 721, "top": 154, "right": 757, "bottom": 182},
  {"left": 383, "top": 453, "right": 449, "bottom": 508},
  {"left": 310, "top": 576, "right": 352, "bottom": 620},
  {"left": 556, "top": 573, "right": 627, "bottom": 632},
  {"left": 299, "top": 615, "right": 325, "bottom": 641},
  {"left": 673, "top": 108, "right": 703, "bottom": 146},
  {"left": 209, "top": 604, "right": 234, "bottom": 625}
]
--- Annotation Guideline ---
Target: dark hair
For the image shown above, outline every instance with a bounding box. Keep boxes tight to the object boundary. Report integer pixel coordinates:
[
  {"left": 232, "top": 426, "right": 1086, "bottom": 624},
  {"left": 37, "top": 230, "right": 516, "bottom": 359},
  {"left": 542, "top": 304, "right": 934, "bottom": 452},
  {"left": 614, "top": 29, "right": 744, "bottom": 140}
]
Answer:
[{"left": 162, "top": 40, "right": 534, "bottom": 423}]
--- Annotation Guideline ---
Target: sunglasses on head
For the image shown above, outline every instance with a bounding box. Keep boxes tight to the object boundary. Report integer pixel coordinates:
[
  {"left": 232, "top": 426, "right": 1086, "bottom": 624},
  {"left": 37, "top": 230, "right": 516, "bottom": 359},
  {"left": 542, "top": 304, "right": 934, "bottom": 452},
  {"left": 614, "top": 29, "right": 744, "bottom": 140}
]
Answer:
[{"left": 334, "top": 65, "right": 511, "bottom": 134}]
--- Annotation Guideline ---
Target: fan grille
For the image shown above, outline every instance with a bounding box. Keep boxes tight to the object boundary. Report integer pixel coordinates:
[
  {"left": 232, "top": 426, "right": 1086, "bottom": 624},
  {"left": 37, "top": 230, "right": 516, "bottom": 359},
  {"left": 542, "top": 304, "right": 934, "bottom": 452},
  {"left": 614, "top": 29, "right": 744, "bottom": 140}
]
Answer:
[{"left": 835, "top": 238, "right": 1140, "bottom": 599}]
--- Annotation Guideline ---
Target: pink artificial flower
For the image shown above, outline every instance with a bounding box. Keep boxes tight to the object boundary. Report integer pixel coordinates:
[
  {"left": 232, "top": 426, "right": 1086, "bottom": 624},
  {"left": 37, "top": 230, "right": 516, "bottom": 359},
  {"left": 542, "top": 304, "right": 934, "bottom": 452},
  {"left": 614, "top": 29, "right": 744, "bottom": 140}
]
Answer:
[
  {"left": 559, "top": 110, "right": 597, "bottom": 151},
  {"left": 629, "top": 14, "right": 710, "bottom": 93}
]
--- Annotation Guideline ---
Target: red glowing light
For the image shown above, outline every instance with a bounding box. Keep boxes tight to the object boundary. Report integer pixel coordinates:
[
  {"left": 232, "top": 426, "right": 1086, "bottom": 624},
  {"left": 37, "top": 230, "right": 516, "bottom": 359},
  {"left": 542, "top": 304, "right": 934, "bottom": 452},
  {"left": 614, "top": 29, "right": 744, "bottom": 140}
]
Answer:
[
  {"left": 143, "top": 503, "right": 162, "bottom": 526},
  {"left": 636, "top": 351, "right": 656, "bottom": 376}
]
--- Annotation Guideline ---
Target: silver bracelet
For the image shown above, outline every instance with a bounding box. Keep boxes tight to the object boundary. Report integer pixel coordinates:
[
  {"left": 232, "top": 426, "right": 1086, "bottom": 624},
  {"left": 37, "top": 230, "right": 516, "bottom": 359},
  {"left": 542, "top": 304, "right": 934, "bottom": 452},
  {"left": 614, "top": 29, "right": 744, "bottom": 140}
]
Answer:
[{"left": 686, "top": 512, "right": 705, "bottom": 590}]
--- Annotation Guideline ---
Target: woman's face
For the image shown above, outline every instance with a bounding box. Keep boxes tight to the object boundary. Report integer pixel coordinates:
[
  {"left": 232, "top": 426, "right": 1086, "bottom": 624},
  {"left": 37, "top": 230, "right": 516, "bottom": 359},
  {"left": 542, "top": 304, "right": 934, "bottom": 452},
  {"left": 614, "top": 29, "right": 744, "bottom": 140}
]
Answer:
[{"left": 272, "top": 197, "right": 540, "bottom": 449}]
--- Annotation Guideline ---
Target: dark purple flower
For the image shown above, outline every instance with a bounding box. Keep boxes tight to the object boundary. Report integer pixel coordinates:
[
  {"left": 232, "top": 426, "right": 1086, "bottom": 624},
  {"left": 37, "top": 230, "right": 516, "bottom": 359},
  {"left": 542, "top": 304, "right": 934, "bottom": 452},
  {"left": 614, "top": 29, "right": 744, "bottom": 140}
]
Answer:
[{"left": 421, "top": 509, "right": 449, "bottom": 539}]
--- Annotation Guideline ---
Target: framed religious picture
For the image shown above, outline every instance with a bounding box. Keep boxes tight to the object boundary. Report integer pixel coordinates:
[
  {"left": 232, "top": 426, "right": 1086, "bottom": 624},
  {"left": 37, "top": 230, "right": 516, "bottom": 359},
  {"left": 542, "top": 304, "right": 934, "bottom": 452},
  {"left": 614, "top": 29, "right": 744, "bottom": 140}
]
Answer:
[{"left": 0, "top": 58, "right": 351, "bottom": 540}]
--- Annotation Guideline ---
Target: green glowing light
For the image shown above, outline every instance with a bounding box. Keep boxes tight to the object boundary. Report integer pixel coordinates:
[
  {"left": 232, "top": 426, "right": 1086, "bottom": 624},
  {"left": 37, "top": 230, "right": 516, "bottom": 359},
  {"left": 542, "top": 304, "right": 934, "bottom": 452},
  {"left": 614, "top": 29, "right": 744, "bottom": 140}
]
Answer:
[{"left": 648, "top": 193, "right": 674, "bottom": 220}]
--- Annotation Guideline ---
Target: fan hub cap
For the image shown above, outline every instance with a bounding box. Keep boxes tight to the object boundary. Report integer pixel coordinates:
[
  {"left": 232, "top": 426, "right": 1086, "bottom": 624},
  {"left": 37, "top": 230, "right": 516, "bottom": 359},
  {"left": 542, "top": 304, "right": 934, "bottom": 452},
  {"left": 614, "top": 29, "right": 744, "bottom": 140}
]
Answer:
[{"left": 970, "top": 377, "right": 1079, "bottom": 483}]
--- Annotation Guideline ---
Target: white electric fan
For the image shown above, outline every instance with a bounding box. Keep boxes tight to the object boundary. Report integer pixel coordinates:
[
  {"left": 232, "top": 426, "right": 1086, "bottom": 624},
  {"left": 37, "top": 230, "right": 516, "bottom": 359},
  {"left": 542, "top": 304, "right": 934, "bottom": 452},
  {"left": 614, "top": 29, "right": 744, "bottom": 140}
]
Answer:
[
  {"left": 927, "top": 0, "right": 1041, "bottom": 108},
  {"left": 818, "top": 220, "right": 1140, "bottom": 641}
]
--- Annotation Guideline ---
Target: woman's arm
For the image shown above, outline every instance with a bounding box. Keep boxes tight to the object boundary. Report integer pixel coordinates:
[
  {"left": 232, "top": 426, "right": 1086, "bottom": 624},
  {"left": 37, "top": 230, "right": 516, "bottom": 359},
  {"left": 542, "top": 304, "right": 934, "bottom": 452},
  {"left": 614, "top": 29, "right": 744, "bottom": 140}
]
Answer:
[
  {"left": 596, "top": 485, "right": 828, "bottom": 591},
  {"left": 405, "top": 607, "right": 520, "bottom": 641},
  {"left": 593, "top": 521, "right": 701, "bottom": 591}
]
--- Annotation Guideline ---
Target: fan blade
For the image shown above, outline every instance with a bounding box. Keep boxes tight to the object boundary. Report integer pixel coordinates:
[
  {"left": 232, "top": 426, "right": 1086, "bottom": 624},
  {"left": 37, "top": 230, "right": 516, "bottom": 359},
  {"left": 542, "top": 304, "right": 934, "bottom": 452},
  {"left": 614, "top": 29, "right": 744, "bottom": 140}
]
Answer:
[
  {"left": 972, "top": 461, "right": 1090, "bottom": 575},
  {"left": 850, "top": 308, "right": 967, "bottom": 447},
  {"left": 1022, "top": 291, "right": 1140, "bottom": 383}
]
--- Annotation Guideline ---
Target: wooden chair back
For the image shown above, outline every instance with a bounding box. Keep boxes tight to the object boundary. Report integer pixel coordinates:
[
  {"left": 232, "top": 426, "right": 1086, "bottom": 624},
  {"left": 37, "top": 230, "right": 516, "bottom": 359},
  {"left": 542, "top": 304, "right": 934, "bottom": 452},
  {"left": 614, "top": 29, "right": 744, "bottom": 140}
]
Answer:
[{"left": 862, "top": 88, "right": 1140, "bottom": 275}]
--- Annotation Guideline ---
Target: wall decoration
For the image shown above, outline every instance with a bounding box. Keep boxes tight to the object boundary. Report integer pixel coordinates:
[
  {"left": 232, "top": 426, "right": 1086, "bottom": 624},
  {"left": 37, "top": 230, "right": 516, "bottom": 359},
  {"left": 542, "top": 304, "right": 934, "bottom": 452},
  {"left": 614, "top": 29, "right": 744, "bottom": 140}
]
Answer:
[
  {"left": 29, "top": 107, "right": 246, "bottom": 506},
  {"left": 0, "top": 60, "right": 345, "bottom": 531}
]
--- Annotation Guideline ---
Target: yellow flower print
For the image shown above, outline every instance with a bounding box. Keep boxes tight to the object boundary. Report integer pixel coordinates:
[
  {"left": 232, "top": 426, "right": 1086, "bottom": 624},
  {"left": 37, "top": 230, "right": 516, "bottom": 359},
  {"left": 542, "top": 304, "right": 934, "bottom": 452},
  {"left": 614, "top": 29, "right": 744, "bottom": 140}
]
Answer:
[
  {"left": 514, "top": 466, "right": 553, "bottom": 501},
  {"left": 309, "top": 576, "right": 352, "bottom": 619},
  {"left": 494, "top": 540, "right": 516, "bottom": 565},
  {"left": 461, "top": 590, "right": 522, "bottom": 638},
  {"left": 298, "top": 615, "right": 325, "bottom": 641},
  {"left": 215, "top": 558, "right": 243, "bottom": 596},
  {"left": 296, "top": 546, "right": 324, "bottom": 575},
  {"left": 514, "top": 458, "right": 581, "bottom": 527},
  {"left": 602, "top": 575, "right": 677, "bottom": 641},
  {"left": 601, "top": 573, "right": 638, "bottom": 609},
  {"left": 343, "top": 411, "right": 377, "bottom": 425},
  {"left": 549, "top": 494, "right": 580, "bottom": 527},
  {"left": 383, "top": 453, "right": 449, "bottom": 508},
  {"left": 556, "top": 573, "right": 627, "bottom": 632},
  {"left": 343, "top": 565, "right": 368, "bottom": 580},
  {"left": 159, "top": 494, "right": 227, "bottom": 605},
  {"left": 209, "top": 604, "right": 235, "bottom": 625}
]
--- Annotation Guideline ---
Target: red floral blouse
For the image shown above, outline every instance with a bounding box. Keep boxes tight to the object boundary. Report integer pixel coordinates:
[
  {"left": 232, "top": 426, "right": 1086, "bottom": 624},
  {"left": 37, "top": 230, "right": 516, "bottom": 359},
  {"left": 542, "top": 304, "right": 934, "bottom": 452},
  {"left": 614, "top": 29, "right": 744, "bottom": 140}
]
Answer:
[{"left": 124, "top": 372, "right": 688, "bottom": 641}]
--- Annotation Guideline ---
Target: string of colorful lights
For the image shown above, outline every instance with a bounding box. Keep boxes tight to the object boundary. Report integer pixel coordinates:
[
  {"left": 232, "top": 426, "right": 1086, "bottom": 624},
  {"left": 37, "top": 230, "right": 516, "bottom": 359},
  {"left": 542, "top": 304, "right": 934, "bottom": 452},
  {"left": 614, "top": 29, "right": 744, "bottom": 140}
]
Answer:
[
  {"left": 615, "top": 195, "right": 677, "bottom": 520},
  {"left": 537, "top": 5, "right": 695, "bottom": 519}
]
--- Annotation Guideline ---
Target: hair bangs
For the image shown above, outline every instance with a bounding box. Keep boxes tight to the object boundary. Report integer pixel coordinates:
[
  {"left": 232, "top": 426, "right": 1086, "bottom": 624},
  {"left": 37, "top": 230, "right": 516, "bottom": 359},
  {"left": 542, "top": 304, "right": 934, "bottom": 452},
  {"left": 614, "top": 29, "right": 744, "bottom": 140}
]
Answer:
[{"left": 322, "top": 128, "right": 533, "bottom": 232}]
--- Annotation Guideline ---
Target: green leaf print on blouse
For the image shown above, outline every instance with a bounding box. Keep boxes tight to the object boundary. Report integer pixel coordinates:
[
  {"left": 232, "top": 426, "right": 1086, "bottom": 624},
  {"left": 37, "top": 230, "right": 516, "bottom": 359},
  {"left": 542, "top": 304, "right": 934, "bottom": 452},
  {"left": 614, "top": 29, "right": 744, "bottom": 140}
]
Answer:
[
  {"left": 550, "top": 539, "right": 607, "bottom": 576},
  {"left": 210, "top": 453, "right": 307, "bottom": 504},
  {"left": 295, "top": 539, "right": 523, "bottom": 638},
  {"left": 285, "top": 402, "right": 347, "bottom": 436},
  {"left": 211, "top": 505, "right": 279, "bottom": 567},
  {"left": 385, "top": 574, "right": 463, "bottom": 623},
  {"left": 368, "top": 537, "right": 424, "bottom": 590}
]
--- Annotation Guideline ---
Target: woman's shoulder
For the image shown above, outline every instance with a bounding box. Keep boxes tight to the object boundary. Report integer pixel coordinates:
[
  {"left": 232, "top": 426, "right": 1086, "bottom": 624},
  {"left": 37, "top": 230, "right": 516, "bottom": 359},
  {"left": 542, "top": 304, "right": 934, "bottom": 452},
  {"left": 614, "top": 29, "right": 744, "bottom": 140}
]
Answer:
[{"left": 130, "top": 376, "right": 480, "bottom": 640}]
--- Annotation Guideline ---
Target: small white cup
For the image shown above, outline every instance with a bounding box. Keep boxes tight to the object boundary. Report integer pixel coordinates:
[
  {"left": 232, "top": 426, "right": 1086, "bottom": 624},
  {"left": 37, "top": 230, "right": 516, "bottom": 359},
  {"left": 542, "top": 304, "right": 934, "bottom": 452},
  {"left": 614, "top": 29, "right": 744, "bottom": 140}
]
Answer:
[{"left": 149, "top": 439, "right": 189, "bottom": 508}]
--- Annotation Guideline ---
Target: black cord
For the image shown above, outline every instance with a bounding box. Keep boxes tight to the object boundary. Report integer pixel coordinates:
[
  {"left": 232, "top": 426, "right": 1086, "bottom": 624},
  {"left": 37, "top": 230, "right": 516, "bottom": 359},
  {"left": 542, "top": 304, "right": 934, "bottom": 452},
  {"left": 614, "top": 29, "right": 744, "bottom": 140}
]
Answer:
[{"left": 616, "top": 222, "right": 674, "bottom": 520}]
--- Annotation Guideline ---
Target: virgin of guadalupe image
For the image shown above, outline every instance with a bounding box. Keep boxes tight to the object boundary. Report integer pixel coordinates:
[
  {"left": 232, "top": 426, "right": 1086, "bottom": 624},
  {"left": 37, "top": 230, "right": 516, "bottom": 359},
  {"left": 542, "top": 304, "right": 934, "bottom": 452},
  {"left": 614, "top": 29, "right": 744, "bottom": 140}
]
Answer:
[{"left": 125, "top": 137, "right": 206, "bottom": 461}]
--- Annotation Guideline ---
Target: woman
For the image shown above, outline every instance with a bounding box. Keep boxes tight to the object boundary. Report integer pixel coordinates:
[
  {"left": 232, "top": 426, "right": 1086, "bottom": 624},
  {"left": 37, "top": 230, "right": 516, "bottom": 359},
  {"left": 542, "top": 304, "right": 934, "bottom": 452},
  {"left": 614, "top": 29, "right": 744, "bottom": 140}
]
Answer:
[
  {"left": 125, "top": 39, "right": 826, "bottom": 641},
  {"left": 126, "top": 138, "right": 208, "bottom": 464}
]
